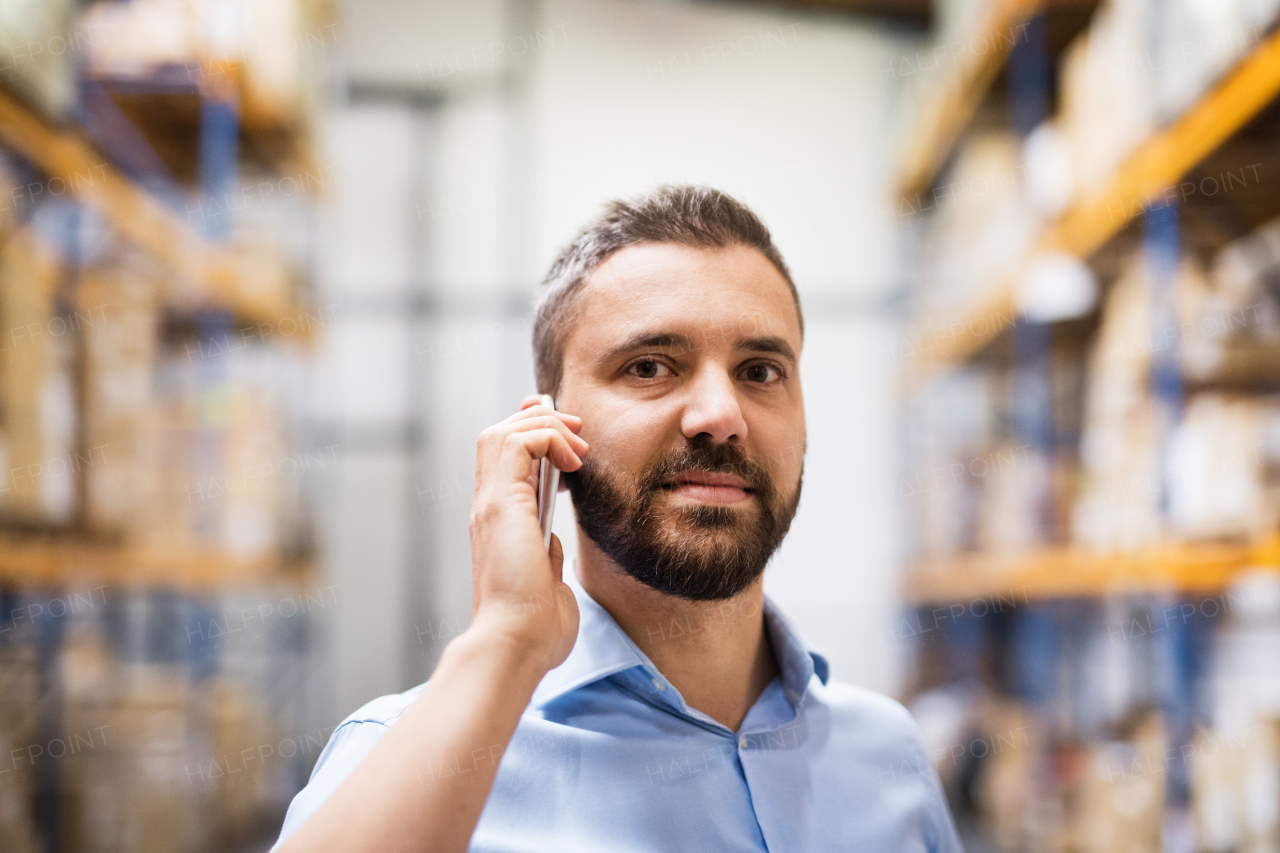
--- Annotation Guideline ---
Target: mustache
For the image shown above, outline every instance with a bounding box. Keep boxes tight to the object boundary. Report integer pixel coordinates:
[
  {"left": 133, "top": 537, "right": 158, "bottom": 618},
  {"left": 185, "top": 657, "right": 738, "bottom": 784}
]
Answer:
[
  {"left": 640, "top": 440, "right": 772, "bottom": 495},
  {"left": 560, "top": 438, "right": 776, "bottom": 499}
]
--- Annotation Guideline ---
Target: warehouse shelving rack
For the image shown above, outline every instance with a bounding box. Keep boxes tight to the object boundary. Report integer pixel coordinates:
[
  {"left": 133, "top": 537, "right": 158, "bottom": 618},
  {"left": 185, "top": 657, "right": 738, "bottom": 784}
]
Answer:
[
  {"left": 83, "top": 58, "right": 321, "bottom": 183},
  {"left": 0, "top": 11, "right": 329, "bottom": 850},
  {"left": 899, "top": 16, "right": 1280, "bottom": 606},
  {"left": 0, "top": 84, "right": 309, "bottom": 337},
  {"left": 904, "top": 23, "right": 1280, "bottom": 382},
  {"left": 896, "top": 0, "right": 1099, "bottom": 204},
  {"left": 0, "top": 66, "right": 319, "bottom": 592}
]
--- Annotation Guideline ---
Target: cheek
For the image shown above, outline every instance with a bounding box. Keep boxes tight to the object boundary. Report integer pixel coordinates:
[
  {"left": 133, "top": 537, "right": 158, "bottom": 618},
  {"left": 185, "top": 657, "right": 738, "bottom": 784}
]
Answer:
[
  {"left": 757, "top": 424, "right": 805, "bottom": 484},
  {"left": 588, "top": 399, "right": 679, "bottom": 465}
]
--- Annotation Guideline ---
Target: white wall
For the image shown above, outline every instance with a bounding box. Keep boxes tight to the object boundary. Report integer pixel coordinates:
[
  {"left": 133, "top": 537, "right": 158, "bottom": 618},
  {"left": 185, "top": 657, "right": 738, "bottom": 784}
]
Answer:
[
  {"left": 528, "top": 0, "right": 905, "bottom": 297},
  {"left": 317, "top": 0, "right": 918, "bottom": 722}
]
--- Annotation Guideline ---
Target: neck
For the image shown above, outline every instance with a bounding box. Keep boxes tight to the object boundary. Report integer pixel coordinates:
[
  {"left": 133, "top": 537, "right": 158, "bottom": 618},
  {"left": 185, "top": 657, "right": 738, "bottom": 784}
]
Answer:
[{"left": 574, "top": 532, "right": 778, "bottom": 733}]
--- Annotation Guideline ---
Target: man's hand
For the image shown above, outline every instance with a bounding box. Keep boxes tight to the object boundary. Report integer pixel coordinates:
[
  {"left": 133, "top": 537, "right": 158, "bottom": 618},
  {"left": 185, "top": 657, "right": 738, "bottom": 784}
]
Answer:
[
  {"left": 468, "top": 396, "right": 589, "bottom": 674},
  {"left": 279, "top": 397, "right": 590, "bottom": 853}
]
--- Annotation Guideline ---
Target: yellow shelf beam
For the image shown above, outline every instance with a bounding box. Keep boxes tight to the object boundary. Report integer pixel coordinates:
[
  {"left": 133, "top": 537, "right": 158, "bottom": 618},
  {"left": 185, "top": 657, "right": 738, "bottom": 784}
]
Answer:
[
  {"left": 904, "top": 536, "right": 1280, "bottom": 605},
  {"left": 908, "top": 25, "right": 1280, "bottom": 380},
  {"left": 0, "top": 533, "right": 314, "bottom": 592}
]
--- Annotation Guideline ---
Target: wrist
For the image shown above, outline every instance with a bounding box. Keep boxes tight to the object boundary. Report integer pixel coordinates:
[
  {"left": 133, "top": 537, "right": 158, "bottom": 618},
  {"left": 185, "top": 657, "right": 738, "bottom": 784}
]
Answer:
[{"left": 443, "top": 621, "right": 555, "bottom": 690}]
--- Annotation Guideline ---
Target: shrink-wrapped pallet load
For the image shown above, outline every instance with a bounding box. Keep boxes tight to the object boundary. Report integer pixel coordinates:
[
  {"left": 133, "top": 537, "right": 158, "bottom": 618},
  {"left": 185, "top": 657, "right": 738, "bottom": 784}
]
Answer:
[
  {"left": 0, "top": 226, "right": 77, "bottom": 526},
  {"left": 1073, "top": 254, "right": 1165, "bottom": 550}
]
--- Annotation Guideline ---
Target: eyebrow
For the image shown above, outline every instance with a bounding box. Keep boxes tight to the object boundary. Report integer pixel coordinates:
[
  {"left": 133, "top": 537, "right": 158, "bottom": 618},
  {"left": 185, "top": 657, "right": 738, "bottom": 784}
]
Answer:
[
  {"left": 599, "top": 331, "right": 798, "bottom": 365},
  {"left": 600, "top": 332, "right": 693, "bottom": 364},
  {"left": 739, "top": 335, "right": 798, "bottom": 365}
]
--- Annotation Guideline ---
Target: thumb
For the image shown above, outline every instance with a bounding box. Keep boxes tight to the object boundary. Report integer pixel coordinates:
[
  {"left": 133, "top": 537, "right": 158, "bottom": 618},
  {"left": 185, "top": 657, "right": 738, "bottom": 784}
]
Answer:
[{"left": 548, "top": 532, "right": 564, "bottom": 581}]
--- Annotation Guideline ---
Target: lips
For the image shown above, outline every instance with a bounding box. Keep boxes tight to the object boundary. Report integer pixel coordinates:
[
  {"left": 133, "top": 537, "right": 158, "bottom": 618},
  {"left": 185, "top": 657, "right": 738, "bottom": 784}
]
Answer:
[{"left": 662, "top": 470, "right": 753, "bottom": 505}]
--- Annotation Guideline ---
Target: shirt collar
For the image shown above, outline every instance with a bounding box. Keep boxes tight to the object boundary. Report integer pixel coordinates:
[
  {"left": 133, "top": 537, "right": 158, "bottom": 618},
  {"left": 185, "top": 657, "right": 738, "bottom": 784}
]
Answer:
[{"left": 530, "top": 570, "right": 829, "bottom": 711}]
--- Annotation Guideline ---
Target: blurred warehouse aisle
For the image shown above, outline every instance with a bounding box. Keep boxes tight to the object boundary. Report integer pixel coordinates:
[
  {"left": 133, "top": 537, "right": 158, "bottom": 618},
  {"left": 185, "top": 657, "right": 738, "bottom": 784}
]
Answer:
[
  {"left": 6, "top": 0, "right": 1280, "bottom": 851},
  {"left": 894, "top": 0, "right": 1280, "bottom": 850}
]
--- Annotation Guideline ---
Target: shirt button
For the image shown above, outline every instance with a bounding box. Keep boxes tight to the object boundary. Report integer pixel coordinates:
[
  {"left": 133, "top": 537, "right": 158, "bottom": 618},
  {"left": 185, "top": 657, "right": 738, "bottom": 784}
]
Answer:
[
  {"left": 651, "top": 678, "right": 665, "bottom": 692},
  {"left": 739, "top": 736, "right": 749, "bottom": 749}
]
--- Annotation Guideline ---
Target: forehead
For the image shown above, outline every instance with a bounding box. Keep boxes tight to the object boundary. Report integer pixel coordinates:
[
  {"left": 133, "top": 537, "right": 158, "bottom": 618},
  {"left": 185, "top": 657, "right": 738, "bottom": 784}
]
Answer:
[{"left": 566, "top": 243, "right": 802, "bottom": 349}]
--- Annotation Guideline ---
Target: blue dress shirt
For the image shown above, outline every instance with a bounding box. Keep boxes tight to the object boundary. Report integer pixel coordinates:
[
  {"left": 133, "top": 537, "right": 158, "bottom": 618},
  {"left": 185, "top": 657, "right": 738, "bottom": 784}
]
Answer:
[{"left": 274, "top": 580, "right": 962, "bottom": 852}]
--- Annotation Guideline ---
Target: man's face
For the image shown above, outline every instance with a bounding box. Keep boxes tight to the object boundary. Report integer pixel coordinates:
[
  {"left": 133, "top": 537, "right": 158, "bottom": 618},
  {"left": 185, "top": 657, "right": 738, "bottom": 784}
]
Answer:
[{"left": 556, "top": 242, "right": 805, "bottom": 601}]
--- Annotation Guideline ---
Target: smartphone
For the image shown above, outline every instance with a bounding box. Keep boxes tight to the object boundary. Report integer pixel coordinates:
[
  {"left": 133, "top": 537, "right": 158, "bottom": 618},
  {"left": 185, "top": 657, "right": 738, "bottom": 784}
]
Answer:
[{"left": 535, "top": 394, "right": 560, "bottom": 550}]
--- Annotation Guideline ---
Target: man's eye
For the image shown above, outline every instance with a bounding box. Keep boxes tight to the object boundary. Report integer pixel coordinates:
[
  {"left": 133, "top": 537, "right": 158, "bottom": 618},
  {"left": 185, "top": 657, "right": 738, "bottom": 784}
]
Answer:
[
  {"left": 628, "top": 360, "right": 671, "bottom": 379},
  {"left": 742, "top": 363, "right": 782, "bottom": 383}
]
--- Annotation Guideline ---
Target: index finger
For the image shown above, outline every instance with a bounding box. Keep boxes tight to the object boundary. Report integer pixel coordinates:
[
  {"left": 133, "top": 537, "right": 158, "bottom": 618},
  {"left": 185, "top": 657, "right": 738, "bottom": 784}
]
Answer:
[{"left": 515, "top": 397, "right": 581, "bottom": 428}]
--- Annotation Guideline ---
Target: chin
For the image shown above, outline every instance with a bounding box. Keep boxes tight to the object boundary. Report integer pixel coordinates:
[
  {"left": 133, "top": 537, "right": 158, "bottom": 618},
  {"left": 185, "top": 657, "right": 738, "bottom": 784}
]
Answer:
[{"left": 660, "top": 500, "right": 759, "bottom": 531}]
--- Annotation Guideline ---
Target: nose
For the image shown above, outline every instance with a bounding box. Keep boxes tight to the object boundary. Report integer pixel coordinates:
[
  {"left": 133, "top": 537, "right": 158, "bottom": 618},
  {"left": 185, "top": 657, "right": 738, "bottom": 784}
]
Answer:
[{"left": 680, "top": 365, "right": 747, "bottom": 444}]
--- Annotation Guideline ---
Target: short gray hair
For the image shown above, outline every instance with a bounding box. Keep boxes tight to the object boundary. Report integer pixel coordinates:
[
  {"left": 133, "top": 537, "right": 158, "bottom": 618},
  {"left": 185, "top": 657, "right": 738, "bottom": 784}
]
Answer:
[{"left": 531, "top": 185, "right": 802, "bottom": 396}]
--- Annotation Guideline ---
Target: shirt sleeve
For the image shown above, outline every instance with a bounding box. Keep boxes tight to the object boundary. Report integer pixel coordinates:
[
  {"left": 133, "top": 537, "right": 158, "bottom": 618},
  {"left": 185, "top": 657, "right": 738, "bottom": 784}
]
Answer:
[{"left": 271, "top": 719, "right": 393, "bottom": 850}]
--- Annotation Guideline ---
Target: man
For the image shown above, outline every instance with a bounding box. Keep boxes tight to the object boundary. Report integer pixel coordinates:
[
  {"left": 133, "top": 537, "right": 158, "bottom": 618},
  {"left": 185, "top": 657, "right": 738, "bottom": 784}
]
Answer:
[{"left": 274, "top": 186, "right": 961, "bottom": 852}]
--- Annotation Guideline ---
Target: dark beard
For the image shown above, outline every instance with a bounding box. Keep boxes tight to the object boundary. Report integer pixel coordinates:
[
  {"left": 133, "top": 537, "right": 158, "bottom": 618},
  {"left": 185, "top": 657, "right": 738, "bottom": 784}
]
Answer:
[{"left": 562, "top": 437, "right": 802, "bottom": 602}]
